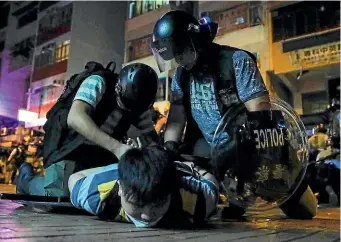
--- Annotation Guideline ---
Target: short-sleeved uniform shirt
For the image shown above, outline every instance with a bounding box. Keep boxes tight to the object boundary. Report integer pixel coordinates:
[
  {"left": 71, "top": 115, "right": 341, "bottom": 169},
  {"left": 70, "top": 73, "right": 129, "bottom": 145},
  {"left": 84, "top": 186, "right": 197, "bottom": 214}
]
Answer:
[
  {"left": 171, "top": 47, "right": 268, "bottom": 147},
  {"left": 74, "top": 75, "right": 156, "bottom": 142},
  {"left": 70, "top": 162, "right": 219, "bottom": 227}
]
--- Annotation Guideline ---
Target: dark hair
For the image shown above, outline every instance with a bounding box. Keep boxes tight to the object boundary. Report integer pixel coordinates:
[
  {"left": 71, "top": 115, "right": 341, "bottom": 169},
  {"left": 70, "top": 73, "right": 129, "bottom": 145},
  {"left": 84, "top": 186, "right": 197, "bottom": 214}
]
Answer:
[{"left": 118, "top": 145, "right": 176, "bottom": 206}]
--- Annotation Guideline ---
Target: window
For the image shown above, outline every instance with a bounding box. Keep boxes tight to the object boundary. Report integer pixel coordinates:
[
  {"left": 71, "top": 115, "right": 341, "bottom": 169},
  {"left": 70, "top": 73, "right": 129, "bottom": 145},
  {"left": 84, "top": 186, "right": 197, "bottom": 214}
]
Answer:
[
  {"left": 302, "top": 91, "right": 329, "bottom": 114},
  {"left": 35, "top": 43, "right": 56, "bottom": 68},
  {"left": 55, "top": 40, "right": 70, "bottom": 62},
  {"left": 35, "top": 40, "right": 70, "bottom": 68},
  {"left": 0, "top": 4, "right": 10, "bottom": 29},
  {"left": 272, "top": 2, "right": 340, "bottom": 42},
  {"left": 37, "top": 3, "right": 73, "bottom": 45},
  {"left": 17, "top": 8, "right": 38, "bottom": 29},
  {"left": 10, "top": 36, "right": 34, "bottom": 66},
  {"left": 128, "top": 0, "right": 169, "bottom": 19}
]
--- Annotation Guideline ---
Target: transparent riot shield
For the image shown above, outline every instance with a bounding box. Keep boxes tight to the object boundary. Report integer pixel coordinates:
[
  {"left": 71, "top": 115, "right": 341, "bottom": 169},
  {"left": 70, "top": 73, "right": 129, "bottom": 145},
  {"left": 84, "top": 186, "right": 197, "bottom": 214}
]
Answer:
[{"left": 211, "top": 96, "right": 309, "bottom": 211}]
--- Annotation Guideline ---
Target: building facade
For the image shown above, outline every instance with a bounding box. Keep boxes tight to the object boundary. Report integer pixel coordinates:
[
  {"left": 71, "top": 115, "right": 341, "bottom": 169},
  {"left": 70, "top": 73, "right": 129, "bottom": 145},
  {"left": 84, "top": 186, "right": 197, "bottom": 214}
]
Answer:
[
  {"left": 1, "top": 1, "right": 339, "bottom": 132},
  {"left": 0, "top": 1, "right": 128, "bottom": 146},
  {"left": 267, "top": 1, "right": 340, "bottom": 115},
  {"left": 123, "top": 1, "right": 198, "bottom": 113},
  {"left": 123, "top": 1, "right": 340, "bottom": 116},
  {"left": 25, "top": 1, "right": 127, "bottom": 127},
  {"left": 123, "top": 1, "right": 271, "bottom": 113},
  {"left": 0, "top": 2, "right": 38, "bottom": 123}
]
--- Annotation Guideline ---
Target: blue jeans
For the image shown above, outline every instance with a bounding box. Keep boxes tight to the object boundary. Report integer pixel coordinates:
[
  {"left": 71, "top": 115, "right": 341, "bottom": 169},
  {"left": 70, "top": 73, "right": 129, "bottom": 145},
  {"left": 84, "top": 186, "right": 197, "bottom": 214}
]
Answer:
[
  {"left": 16, "top": 163, "right": 45, "bottom": 195},
  {"left": 16, "top": 160, "right": 76, "bottom": 197}
]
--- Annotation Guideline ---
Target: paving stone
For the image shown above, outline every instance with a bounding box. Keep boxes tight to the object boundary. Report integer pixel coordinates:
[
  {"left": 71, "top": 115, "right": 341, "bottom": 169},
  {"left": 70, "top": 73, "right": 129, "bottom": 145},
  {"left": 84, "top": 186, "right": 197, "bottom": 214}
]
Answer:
[{"left": 0, "top": 198, "right": 339, "bottom": 241}]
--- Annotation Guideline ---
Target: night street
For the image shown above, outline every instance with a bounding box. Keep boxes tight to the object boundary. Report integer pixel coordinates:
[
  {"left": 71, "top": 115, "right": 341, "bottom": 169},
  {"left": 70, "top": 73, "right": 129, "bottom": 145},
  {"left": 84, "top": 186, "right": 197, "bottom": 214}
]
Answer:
[
  {"left": 0, "top": 184, "right": 339, "bottom": 242},
  {"left": 0, "top": 1, "right": 340, "bottom": 241}
]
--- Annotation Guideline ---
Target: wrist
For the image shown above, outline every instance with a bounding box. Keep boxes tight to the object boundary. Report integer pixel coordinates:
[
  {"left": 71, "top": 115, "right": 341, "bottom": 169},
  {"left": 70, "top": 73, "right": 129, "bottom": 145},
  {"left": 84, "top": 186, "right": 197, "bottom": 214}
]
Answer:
[
  {"left": 107, "top": 139, "right": 123, "bottom": 153},
  {"left": 164, "top": 141, "right": 180, "bottom": 155}
]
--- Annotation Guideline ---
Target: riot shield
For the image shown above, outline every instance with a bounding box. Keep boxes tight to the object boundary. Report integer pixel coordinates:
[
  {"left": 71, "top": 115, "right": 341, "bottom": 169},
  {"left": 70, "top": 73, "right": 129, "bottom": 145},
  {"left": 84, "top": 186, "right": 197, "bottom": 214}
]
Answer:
[{"left": 212, "top": 96, "right": 309, "bottom": 211}]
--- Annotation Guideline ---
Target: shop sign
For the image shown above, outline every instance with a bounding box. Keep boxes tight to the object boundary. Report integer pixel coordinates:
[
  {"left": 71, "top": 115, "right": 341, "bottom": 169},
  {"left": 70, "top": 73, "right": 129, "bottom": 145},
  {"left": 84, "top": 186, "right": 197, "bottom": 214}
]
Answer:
[
  {"left": 290, "top": 42, "right": 341, "bottom": 67},
  {"left": 129, "top": 35, "right": 152, "bottom": 61},
  {"left": 18, "top": 109, "right": 38, "bottom": 122}
]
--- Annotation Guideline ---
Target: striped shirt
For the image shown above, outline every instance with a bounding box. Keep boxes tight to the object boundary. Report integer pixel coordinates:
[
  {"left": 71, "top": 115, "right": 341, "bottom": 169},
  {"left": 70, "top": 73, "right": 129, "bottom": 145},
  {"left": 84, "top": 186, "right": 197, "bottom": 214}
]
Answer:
[
  {"left": 70, "top": 162, "right": 219, "bottom": 227},
  {"left": 74, "top": 75, "right": 155, "bottom": 140}
]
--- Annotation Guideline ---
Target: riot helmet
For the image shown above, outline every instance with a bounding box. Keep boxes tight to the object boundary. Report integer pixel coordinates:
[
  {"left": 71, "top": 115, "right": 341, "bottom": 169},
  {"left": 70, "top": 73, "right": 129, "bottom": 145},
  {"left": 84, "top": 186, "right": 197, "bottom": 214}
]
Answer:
[
  {"left": 151, "top": 10, "right": 218, "bottom": 72},
  {"left": 116, "top": 63, "right": 158, "bottom": 113}
]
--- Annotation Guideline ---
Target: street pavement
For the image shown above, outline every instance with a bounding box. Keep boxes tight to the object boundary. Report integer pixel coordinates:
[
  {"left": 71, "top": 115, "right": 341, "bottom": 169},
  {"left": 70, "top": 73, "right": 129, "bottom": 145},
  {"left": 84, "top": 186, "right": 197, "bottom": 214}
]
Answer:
[{"left": 0, "top": 184, "right": 340, "bottom": 242}]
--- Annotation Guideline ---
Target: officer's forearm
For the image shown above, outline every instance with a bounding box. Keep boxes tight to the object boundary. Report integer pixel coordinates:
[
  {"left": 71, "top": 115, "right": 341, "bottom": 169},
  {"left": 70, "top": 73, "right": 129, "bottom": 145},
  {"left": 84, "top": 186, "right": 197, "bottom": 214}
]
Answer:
[
  {"left": 164, "top": 104, "right": 187, "bottom": 143},
  {"left": 67, "top": 102, "right": 122, "bottom": 154},
  {"left": 244, "top": 94, "right": 271, "bottom": 111}
]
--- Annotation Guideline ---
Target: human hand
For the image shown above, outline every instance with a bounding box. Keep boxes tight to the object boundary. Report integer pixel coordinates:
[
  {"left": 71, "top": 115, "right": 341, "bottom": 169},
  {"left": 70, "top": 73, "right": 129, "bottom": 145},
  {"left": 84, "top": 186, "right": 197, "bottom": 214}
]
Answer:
[{"left": 126, "top": 137, "right": 142, "bottom": 148}]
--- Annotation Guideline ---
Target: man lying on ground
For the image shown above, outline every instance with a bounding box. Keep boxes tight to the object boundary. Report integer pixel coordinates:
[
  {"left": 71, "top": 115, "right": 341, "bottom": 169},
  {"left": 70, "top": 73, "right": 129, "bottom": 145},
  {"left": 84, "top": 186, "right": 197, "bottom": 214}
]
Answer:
[{"left": 68, "top": 145, "right": 219, "bottom": 228}]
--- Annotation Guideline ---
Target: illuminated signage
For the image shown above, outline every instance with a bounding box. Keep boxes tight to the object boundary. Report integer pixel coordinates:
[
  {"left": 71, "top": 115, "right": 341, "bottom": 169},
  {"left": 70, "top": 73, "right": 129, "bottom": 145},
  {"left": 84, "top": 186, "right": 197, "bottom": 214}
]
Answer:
[
  {"left": 290, "top": 42, "right": 341, "bottom": 67},
  {"left": 18, "top": 109, "right": 39, "bottom": 122},
  {"left": 25, "top": 118, "right": 47, "bottom": 128}
]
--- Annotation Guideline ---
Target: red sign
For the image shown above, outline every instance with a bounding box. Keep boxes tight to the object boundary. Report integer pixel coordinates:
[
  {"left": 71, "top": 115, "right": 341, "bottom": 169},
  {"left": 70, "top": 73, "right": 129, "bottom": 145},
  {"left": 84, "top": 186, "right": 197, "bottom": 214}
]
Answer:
[{"left": 129, "top": 35, "right": 152, "bottom": 61}]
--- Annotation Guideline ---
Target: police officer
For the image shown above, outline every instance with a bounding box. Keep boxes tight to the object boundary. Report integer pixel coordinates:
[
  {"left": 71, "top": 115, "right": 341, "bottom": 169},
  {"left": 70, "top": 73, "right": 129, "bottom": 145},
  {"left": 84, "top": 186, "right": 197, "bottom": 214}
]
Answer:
[
  {"left": 151, "top": 10, "right": 317, "bottom": 219},
  {"left": 17, "top": 63, "right": 159, "bottom": 197}
]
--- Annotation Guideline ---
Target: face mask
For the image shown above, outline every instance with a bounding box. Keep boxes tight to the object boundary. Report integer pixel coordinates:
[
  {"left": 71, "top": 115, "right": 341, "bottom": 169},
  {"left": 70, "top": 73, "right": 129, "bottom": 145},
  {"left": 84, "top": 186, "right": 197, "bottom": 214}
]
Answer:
[{"left": 126, "top": 212, "right": 163, "bottom": 228}]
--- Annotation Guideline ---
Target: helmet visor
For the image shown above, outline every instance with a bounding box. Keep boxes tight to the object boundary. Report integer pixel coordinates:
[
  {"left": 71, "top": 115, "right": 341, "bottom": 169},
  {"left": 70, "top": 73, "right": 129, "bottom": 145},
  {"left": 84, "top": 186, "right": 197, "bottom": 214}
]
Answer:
[{"left": 151, "top": 36, "right": 197, "bottom": 72}]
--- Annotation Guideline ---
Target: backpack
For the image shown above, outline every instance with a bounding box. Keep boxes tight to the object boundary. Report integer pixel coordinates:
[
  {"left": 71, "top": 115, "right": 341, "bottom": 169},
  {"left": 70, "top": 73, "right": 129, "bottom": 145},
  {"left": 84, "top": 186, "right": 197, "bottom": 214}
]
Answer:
[
  {"left": 43, "top": 61, "right": 118, "bottom": 165},
  {"left": 176, "top": 43, "right": 257, "bottom": 153}
]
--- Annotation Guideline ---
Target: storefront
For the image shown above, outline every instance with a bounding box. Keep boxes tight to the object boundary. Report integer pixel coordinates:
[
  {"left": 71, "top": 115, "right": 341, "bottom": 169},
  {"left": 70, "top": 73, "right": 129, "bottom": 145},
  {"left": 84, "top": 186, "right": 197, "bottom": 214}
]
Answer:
[
  {"left": 27, "top": 72, "right": 66, "bottom": 121},
  {"left": 270, "top": 37, "right": 340, "bottom": 115},
  {"left": 268, "top": 1, "right": 340, "bottom": 114}
]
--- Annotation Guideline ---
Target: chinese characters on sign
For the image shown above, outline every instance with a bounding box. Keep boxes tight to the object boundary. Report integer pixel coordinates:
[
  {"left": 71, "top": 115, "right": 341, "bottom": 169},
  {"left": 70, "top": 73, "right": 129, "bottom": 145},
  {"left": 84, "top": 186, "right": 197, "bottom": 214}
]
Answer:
[
  {"left": 212, "top": 4, "right": 249, "bottom": 36},
  {"left": 128, "top": 35, "right": 153, "bottom": 61},
  {"left": 290, "top": 42, "right": 341, "bottom": 67}
]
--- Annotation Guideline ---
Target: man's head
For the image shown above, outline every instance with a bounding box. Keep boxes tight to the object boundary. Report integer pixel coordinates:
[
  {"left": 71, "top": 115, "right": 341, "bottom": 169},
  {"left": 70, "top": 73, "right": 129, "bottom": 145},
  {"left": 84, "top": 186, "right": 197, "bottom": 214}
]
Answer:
[
  {"left": 151, "top": 10, "right": 218, "bottom": 72},
  {"left": 118, "top": 146, "right": 176, "bottom": 226},
  {"left": 116, "top": 63, "right": 158, "bottom": 113}
]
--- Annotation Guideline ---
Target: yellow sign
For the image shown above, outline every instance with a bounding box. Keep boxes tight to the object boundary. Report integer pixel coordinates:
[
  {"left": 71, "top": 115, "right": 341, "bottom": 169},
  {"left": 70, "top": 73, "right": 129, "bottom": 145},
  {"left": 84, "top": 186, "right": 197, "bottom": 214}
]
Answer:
[{"left": 290, "top": 42, "right": 340, "bottom": 67}]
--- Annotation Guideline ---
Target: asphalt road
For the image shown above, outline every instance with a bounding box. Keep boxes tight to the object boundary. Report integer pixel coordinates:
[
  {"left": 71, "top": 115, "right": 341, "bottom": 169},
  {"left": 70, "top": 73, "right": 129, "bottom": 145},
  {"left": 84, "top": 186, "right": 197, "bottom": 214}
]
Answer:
[{"left": 0, "top": 184, "right": 339, "bottom": 242}]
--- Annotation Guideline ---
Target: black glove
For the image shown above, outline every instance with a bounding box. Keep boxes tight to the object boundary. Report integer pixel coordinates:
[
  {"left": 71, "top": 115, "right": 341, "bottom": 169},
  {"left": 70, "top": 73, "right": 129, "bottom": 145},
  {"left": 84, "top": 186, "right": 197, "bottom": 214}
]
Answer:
[{"left": 164, "top": 141, "right": 180, "bottom": 160}]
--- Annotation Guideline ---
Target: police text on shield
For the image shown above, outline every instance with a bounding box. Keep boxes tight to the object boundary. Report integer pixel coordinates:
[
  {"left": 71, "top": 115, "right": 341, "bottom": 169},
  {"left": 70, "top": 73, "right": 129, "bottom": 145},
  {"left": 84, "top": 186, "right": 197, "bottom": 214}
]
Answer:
[{"left": 253, "top": 128, "right": 285, "bottom": 149}]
